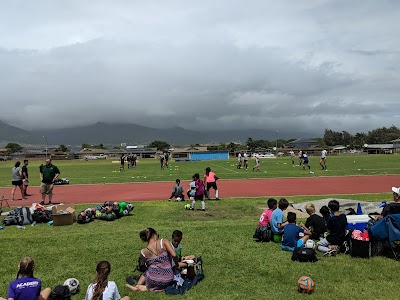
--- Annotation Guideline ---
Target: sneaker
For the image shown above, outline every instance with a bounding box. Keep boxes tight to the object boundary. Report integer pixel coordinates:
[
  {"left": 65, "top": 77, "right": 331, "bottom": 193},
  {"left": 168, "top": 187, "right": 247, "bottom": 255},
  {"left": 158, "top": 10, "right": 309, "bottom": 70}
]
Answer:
[
  {"left": 189, "top": 207, "right": 194, "bottom": 210},
  {"left": 39, "top": 201, "right": 44, "bottom": 205},
  {"left": 323, "top": 249, "right": 337, "bottom": 257},
  {"left": 48, "top": 201, "right": 52, "bottom": 205},
  {"left": 168, "top": 198, "right": 171, "bottom": 201},
  {"left": 216, "top": 198, "right": 220, "bottom": 200},
  {"left": 330, "top": 245, "right": 340, "bottom": 253},
  {"left": 22, "top": 197, "right": 27, "bottom": 200},
  {"left": 201, "top": 209, "right": 205, "bottom": 211}
]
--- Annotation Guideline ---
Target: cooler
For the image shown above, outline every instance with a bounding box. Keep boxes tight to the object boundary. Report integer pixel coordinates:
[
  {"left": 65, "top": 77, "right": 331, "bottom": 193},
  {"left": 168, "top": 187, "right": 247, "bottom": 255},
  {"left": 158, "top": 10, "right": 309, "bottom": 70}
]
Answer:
[{"left": 346, "top": 215, "right": 371, "bottom": 231}]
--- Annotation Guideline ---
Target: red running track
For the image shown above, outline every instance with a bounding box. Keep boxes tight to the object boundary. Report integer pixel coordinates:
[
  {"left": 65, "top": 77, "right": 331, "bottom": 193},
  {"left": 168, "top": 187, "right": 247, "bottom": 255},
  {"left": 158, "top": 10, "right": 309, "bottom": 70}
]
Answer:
[{"left": 1, "top": 175, "right": 400, "bottom": 207}]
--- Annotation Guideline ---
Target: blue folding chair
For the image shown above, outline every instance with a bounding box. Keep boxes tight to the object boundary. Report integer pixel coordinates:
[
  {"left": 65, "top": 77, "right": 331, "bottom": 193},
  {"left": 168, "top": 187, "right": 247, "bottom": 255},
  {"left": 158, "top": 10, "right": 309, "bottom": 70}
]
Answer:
[{"left": 369, "top": 214, "right": 400, "bottom": 260}]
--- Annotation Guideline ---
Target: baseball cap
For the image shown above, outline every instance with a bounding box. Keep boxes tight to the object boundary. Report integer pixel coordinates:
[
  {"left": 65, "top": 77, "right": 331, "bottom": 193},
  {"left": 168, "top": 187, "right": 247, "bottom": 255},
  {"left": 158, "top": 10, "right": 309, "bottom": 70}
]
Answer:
[{"left": 392, "top": 187, "right": 400, "bottom": 195}]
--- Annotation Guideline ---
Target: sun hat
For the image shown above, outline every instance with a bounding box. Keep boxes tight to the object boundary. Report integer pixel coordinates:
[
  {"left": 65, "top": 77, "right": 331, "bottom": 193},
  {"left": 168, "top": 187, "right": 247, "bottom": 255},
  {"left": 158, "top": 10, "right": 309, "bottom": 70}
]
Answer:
[{"left": 392, "top": 187, "right": 400, "bottom": 195}]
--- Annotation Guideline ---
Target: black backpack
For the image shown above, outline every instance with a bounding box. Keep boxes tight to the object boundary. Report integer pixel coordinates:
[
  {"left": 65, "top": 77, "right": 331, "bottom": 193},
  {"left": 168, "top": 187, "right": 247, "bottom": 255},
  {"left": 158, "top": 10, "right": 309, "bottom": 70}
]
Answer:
[
  {"left": 291, "top": 247, "right": 318, "bottom": 262},
  {"left": 134, "top": 255, "right": 148, "bottom": 273},
  {"left": 253, "top": 225, "right": 272, "bottom": 242},
  {"left": 49, "top": 285, "right": 71, "bottom": 300}
]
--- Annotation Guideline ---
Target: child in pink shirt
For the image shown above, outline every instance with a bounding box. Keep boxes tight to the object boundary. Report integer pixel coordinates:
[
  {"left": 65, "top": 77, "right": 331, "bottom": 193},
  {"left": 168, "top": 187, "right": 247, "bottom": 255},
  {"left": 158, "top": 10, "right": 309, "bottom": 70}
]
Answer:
[{"left": 258, "top": 198, "right": 278, "bottom": 227}]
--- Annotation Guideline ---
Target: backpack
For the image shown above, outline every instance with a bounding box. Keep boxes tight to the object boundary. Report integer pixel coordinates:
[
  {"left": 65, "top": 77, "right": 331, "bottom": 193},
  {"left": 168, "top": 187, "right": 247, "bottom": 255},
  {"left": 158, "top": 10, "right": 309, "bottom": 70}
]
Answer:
[
  {"left": 3, "top": 207, "right": 33, "bottom": 226},
  {"left": 134, "top": 255, "right": 148, "bottom": 273},
  {"left": 32, "top": 209, "right": 52, "bottom": 223},
  {"left": 2, "top": 215, "right": 19, "bottom": 226},
  {"left": 291, "top": 247, "right": 318, "bottom": 262},
  {"left": 18, "top": 207, "right": 33, "bottom": 225},
  {"left": 253, "top": 225, "right": 272, "bottom": 242},
  {"left": 49, "top": 285, "right": 71, "bottom": 300}
]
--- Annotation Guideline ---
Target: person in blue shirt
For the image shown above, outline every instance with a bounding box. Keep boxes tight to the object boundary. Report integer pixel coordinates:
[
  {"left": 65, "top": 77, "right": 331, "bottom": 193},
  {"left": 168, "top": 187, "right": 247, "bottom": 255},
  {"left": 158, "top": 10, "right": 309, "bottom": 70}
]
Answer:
[
  {"left": 271, "top": 198, "right": 290, "bottom": 242},
  {"left": 281, "top": 212, "right": 312, "bottom": 251}
]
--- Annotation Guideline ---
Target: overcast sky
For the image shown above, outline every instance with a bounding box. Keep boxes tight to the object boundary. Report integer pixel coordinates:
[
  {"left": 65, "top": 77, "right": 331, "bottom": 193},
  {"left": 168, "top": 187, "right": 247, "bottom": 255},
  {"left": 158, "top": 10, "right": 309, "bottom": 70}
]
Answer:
[{"left": 0, "top": 0, "right": 399, "bottom": 135}]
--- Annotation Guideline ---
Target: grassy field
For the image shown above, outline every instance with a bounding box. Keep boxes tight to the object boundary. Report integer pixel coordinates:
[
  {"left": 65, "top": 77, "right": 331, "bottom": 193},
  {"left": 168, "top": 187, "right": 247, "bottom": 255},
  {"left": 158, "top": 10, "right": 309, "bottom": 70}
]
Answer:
[
  {"left": 0, "top": 194, "right": 396, "bottom": 300},
  {"left": 1, "top": 154, "right": 399, "bottom": 187},
  {"left": 0, "top": 155, "right": 398, "bottom": 299}
]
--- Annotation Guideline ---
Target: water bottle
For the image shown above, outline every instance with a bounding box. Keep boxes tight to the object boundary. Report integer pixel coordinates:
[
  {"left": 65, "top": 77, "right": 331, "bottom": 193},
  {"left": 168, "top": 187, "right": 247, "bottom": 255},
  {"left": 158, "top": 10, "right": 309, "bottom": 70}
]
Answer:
[
  {"left": 0, "top": 226, "right": 4, "bottom": 230},
  {"left": 17, "top": 225, "right": 26, "bottom": 229}
]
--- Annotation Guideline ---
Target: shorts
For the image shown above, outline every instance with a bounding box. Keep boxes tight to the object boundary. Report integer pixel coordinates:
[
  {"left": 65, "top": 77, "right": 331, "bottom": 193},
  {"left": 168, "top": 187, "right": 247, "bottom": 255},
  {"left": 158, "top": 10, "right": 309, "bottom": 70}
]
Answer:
[
  {"left": 23, "top": 179, "right": 29, "bottom": 186},
  {"left": 40, "top": 182, "right": 55, "bottom": 195},
  {"left": 206, "top": 182, "right": 217, "bottom": 190},
  {"left": 321, "top": 157, "right": 326, "bottom": 160},
  {"left": 12, "top": 180, "right": 23, "bottom": 186},
  {"left": 281, "top": 240, "right": 304, "bottom": 252},
  {"left": 194, "top": 193, "right": 204, "bottom": 201}
]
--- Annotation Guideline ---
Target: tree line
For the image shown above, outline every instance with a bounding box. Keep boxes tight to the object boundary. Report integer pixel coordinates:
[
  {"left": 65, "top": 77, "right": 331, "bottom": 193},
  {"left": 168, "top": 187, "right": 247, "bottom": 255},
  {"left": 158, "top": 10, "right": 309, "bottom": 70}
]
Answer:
[{"left": 3, "top": 125, "right": 400, "bottom": 154}]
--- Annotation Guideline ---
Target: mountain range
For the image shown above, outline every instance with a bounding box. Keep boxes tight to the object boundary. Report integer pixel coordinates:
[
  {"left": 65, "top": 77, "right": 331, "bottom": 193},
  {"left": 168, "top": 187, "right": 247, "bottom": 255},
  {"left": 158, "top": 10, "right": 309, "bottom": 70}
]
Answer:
[{"left": 0, "top": 120, "right": 313, "bottom": 146}]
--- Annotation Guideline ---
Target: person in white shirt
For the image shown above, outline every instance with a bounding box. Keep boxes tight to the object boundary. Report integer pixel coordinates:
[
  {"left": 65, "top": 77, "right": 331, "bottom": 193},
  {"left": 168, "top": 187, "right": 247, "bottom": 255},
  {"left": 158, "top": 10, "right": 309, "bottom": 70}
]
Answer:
[
  {"left": 320, "top": 149, "right": 328, "bottom": 170},
  {"left": 85, "top": 261, "right": 129, "bottom": 300},
  {"left": 237, "top": 152, "right": 242, "bottom": 169},
  {"left": 252, "top": 153, "right": 260, "bottom": 172},
  {"left": 289, "top": 150, "right": 295, "bottom": 165},
  {"left": 243, "top": 152, "right": 249, "bottom": 169}
]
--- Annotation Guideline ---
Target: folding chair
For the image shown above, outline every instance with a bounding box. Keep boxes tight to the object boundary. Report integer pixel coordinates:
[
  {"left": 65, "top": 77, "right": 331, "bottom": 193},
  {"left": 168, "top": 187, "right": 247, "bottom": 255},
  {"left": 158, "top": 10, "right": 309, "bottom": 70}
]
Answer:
[
  {"left": 369, "top": 214, "right": 400, "bottom": 260},
  {"left": 0, "top": 192, "right": 11, "bottom": 209}
]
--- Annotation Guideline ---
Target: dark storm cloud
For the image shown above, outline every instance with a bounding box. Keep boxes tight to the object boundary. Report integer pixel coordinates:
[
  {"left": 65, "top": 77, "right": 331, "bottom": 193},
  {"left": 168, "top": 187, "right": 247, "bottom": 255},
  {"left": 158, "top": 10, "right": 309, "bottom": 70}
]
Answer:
[{"left": 0, "top": 0, "right": 399, "bottom": 135}]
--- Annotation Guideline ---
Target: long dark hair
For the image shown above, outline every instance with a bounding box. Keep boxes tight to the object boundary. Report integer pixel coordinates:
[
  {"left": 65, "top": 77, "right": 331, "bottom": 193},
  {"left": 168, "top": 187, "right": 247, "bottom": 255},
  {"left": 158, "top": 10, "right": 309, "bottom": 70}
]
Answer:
[
  {"left": 17, "top": 257, "right": 35, "bottom": 279},
  {"left": 14, "top": 161, "right": 21, "bottom": 168},
  {"left": 92, "top": 261, "right": 111, "bottom": 300},
  {"left": 139, "top": 227, "right": 158, "bottom": 242}
]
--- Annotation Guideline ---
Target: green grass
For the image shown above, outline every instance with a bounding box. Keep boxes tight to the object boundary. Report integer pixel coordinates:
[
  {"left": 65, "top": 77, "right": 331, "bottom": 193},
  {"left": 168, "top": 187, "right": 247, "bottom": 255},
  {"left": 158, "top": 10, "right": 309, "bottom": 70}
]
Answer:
[
  {"left": 0, "top": 155, "right": 398, "bottom": 299},
  {"left": 1, "top": 154, "right": 399, "bottom": 187},
  {"left": 0, "top": 193, "right": 396, "bottom": 300}
]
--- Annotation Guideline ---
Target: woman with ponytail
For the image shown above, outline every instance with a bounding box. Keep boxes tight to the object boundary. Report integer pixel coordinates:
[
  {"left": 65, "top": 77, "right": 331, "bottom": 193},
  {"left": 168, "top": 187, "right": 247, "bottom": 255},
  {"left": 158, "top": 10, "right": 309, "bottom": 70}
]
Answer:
[
  {"left": 85, "top": 261, "right": 129, "bottom": 300},
  {"left": 126, "top": 227, "right": 178, "bottom": 292},
  {"left": 2, "top": 257, "right": 51, "bottom": 300}
]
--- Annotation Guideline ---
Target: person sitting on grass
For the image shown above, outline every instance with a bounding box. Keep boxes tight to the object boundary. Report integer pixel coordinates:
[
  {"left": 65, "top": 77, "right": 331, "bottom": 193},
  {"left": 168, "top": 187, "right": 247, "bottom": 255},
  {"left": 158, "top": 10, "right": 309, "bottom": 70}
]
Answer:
[
  {"left": 270, "top": 198, "right": 290, "bottom": 242},
  {"left": 168, "top": 179, "right": 185, "bottom": 201},
  {"left": 317, "top": 200, "right": 347, "bottom": 256},
  {"left": 377, "top": 186, "right": 400, "bottom": 220},
  {"left": 281, "top": 212, "right": 312, "bottom": 252},
  {"left": 126, "top": 227, "right": 178, "bottom": 292},
  {"left": 319, "top": 205, "right": 331, "bottom": 227},
  {"left": 1, "top": 257, "right": 51, "bottom": 300},
  {"left": 301, "top": 203, "right": 327, "bottom": 240},
  {"left": 85, "top": 261, "right": 130, "bottom": 300},
  {"left": 258, "top": 198, "right": 277, "bottom": 228}
]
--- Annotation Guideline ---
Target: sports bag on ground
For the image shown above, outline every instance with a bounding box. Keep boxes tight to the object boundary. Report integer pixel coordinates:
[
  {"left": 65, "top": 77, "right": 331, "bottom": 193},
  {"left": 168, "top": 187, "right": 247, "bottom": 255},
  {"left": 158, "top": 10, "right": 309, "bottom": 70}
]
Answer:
[
  {"left": 134, "top": 255, "right": 148, "bottom": 273},
  {"left": 350, "top": 239, "right": 371, "bottom": 258},
  {"left": 253, "top": 225, "right": 272, "bottom": 242},
  {"left": 291, "top": 247, "right": 318, "bottom": 262},
  {"left": 49, "top": 285, "right": 71, "bottom": 300}
]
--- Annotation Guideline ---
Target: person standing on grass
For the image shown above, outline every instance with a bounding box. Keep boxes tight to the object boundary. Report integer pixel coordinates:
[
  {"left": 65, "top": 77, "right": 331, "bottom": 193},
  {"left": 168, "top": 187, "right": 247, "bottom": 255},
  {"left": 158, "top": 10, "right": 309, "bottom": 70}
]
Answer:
[
  {"left": 243, "top": 152, "right": 249, "bottom": 169},
  {"left": 204, "top": 167, "right": 220, "bottom": 200},
  {"left": 320, "top": 148, "right": 328, "bottom": 170},
  {"left": 189, "top": 173, "right": 205, "bottom": 211},
  {"left": 39, "top": 158, "right": 60, "bottom": 205},
  {"left": 120, "top": 154, "right": 126, "bottom": 171},
  {"left": 3, "top": 257, "right": 51, "bottom": 300},
  {"left": 252, "top": 153, "right": 260, "bottom": 172},
  {"left": 298, "top": 150, "right": 303, "bottom": 166},
  {"left": 237, "top": 152, "right": 242, "bottom": 169},
  {"left": 11, "top": 161, "right": 26, "bottom": 201},
  {"left": 289, "top": 150, "right": 295, "bottom": 165},
  {"left": 302, "top": 152, "right": 310, "bottom": 170},
  {"left": 85, "top": 261, "right": 130, "bottom": 300},
  {"left": 22, "top": 159, "right": 31, "bottom": 197}
]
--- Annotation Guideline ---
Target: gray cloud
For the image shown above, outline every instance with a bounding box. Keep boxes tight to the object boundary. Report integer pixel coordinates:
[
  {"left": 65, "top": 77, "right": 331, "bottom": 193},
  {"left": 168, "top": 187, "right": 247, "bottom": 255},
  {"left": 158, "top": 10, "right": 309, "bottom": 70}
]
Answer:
[{"left": 0, "top": 0, "right": 399, "bottom": 136}]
